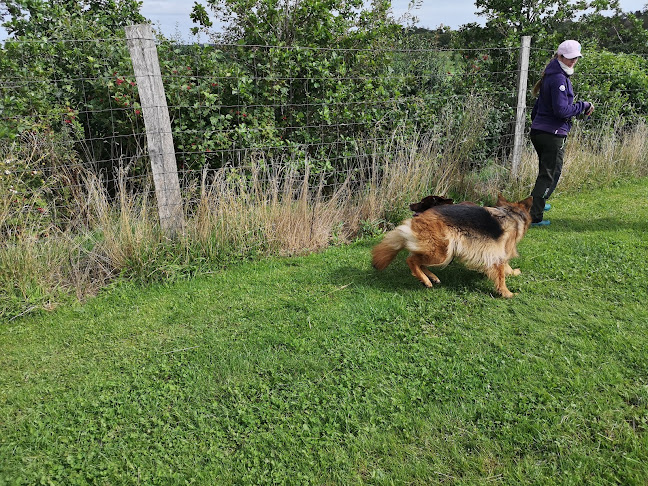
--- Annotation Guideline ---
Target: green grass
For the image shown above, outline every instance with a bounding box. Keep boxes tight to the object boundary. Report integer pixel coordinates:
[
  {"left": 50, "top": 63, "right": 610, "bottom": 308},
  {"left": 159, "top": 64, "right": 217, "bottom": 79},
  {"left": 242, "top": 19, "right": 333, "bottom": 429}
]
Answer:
[{"left": 2, "top": 179, "right": 648, "bottom": 484}]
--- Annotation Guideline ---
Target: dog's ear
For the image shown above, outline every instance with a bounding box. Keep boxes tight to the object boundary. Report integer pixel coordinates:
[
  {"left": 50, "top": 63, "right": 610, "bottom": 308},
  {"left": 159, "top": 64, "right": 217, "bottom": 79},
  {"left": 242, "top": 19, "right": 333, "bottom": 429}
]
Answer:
[
  {"left": 409, "top": 196, "right": 432, "bottom": 212},
  {"left": 496, "top": 193, "right": 508, "bottom": 206},
  {"left": 410, "top": 195, "right": 454, "bottom": 213},
  {"left": 519, "top": 196, "right": 533, "bottom": 211}
]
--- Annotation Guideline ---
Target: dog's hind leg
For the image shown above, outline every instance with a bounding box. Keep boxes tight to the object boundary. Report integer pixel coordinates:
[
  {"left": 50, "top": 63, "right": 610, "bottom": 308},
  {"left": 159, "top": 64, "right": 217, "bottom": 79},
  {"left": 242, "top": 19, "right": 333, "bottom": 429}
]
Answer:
[
  {"left": 406, "top": 252, "right": 447, "bottom": 288},
  {"left": 421, "top": 267, "right": 442, "bottom": 284},
  {"left": 406, "top": 254, "right": 438, "bottom": 287},
  {"left": 486, "top": 263, "right": 515, "bottom": 298}
]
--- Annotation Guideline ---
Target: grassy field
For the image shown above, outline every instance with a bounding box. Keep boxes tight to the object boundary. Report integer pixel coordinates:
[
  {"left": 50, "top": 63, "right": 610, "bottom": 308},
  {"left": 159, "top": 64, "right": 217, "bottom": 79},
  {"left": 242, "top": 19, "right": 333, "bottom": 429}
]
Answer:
[{"left": 1, "top": 179, "right": 648, "bottom": 484}]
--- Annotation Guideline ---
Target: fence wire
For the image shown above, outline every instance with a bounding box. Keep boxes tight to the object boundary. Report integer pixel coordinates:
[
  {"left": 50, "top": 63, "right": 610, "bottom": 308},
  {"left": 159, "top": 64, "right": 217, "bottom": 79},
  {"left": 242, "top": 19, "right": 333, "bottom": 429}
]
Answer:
[{"left": 1, "top": 34, "right": 645, "bottom": 222}]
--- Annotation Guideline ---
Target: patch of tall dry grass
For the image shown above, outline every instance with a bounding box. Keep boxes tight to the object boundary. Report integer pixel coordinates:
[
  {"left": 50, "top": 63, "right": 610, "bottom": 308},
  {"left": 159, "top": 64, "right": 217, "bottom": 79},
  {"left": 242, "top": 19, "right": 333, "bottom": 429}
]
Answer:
[
  {"left": 560, "top": 120, "right": 648, "bottom": 190},
  {"left": 507, "top": 120, "right": 648, "bottom": 201}
]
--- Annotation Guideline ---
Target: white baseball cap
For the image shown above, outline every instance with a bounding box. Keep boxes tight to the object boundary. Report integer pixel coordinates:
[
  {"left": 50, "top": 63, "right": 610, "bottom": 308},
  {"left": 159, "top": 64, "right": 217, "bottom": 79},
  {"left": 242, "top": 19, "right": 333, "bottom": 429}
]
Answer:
[{"left": 556, "top": 40, "right": 583, "bottom": 59}]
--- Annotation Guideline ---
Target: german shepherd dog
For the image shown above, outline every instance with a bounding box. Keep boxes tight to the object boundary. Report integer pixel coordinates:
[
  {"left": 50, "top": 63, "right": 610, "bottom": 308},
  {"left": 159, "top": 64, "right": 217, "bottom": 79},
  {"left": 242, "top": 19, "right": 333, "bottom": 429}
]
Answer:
[{"left": 372, "top": 194, "right": 533, "bottom": 298}]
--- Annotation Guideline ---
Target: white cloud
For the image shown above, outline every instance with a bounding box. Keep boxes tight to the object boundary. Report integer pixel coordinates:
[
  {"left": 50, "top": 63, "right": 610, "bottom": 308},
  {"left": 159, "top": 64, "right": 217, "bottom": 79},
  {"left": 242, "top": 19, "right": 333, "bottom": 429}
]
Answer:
[
  {"left": 140, "top": 1, "right": 195, "bottom": 15},
  {"left": 140, "top": 1, "right": 199, "bottom": 40}
]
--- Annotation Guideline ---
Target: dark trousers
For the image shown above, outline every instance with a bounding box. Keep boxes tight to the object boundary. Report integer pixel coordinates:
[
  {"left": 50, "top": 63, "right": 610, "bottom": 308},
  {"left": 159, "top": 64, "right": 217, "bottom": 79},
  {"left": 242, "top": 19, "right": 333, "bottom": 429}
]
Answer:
[{"left": 530, "top": 132, "right": 566, "bottom": 222}]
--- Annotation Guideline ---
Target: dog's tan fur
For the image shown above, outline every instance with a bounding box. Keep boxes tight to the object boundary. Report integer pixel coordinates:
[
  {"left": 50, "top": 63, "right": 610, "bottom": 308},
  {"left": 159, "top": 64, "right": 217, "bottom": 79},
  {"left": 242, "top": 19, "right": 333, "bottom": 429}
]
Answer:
[{"left": 372, "top": 194, "right": 533, "bottom": 298}]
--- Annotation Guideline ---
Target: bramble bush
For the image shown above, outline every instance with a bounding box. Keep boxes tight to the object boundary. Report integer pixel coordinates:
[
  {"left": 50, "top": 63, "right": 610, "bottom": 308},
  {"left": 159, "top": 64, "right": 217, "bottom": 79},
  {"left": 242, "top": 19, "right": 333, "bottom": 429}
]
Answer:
[{"left": 0, "top": 0, "right": 146, "bottom": 194}]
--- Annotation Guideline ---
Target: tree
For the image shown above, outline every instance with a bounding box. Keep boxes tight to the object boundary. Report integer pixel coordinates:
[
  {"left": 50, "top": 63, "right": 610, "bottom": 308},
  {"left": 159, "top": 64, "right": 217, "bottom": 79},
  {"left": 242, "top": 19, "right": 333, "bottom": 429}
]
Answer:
[
  {"left": 571, "top": 9, "right": 648, "bottom": 55},
  {"left": 452, "top": 0, "right": 638, "bottom": 98},
  {"left": 190, "top": 0, "right": 399, "bottom": 48},
  {"left": 473, "top": 0, "right": 622, "bottom": 42}
]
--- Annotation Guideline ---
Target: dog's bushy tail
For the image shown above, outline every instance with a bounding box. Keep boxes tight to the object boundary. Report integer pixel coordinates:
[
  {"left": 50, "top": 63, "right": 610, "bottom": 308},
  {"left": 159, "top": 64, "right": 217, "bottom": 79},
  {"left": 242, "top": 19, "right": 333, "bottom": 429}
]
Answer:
[{"left": 372, "top": 226, "right": 409, "bottom": 270}]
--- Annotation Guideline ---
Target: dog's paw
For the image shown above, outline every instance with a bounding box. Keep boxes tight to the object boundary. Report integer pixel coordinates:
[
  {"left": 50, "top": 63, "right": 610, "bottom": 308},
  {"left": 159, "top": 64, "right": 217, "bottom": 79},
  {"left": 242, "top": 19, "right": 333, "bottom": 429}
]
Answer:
[
  {"left": 420, "top": 279, "right": 437, "bottom": 288},
  {"left": 500, "top": 291, "right": 515, "bottom": 299},
  {"left": 511, "top": 269, "right": 521, "bottom": 276},
  {"left": 422, "top": 271, "right": 441, "bottom": 285}
]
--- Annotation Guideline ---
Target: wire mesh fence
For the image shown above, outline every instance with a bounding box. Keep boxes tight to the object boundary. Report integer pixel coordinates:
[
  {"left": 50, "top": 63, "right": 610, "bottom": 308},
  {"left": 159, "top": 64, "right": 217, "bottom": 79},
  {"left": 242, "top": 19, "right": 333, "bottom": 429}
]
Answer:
[{"left": 2, "top": 27, "right": 646, "bottom": 235}]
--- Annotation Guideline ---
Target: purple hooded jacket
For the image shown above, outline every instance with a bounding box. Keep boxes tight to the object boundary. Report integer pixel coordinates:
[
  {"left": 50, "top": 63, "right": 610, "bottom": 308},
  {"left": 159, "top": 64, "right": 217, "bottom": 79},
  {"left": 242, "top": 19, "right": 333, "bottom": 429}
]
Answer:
[{"left": 531, "top": 58, "right": 591, "bottom": 136}]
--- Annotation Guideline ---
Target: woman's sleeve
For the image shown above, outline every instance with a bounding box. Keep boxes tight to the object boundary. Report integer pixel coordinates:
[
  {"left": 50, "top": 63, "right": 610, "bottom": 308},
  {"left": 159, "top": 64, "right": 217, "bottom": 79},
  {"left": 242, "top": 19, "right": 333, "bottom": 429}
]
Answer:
[{"left": 550, "top": 78, "right": 588, "bottom": 118}]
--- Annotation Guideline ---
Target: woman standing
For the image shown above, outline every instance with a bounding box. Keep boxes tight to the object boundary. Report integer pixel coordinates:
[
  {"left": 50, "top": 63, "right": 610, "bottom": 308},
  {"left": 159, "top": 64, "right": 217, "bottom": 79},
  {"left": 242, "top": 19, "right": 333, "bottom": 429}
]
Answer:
[{"left": 529, "top": 40, "right": 594, "bottom": 226}]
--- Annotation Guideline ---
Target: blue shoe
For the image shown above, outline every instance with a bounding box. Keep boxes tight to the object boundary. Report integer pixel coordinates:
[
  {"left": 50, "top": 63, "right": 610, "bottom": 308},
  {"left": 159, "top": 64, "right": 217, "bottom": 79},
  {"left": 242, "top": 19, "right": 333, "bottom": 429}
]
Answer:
[
  {"left": 531, "top": 220, "right": 551, "bottom": 227},
  {"left": 544, "top": 203, "right": 551, "bottom": 211}
]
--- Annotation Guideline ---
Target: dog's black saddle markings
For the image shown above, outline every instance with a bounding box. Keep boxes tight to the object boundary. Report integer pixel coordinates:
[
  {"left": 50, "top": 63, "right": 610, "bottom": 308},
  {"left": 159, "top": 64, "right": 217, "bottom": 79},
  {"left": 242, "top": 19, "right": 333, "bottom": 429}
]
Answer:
[{"left": 432, "top": 205, "right": 504, "bottom": 240}]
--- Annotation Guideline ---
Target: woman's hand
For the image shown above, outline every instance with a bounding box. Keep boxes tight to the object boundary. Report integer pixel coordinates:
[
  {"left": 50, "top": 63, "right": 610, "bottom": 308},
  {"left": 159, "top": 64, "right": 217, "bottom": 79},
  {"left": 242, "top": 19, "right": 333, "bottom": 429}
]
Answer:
[{"left": 585, "top": 102, "right": 595, "bottom": 116}]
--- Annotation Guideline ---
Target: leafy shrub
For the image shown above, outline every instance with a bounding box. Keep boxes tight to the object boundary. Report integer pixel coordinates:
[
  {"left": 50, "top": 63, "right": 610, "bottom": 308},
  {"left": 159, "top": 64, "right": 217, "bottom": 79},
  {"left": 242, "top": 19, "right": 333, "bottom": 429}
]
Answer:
[
  {"left": 156, "top": 40, "right": 408, "bottom": 177},
  {"left": 576, "top": 49, "right": 648, "bottom": 125}
]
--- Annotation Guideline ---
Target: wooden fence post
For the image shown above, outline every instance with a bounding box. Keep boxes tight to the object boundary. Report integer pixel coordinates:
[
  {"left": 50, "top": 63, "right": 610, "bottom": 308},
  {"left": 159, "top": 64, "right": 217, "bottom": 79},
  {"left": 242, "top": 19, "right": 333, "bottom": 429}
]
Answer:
[
  {"left": 511, "top": 36, "right": 531, "bottom": 179},
  {"left": 125, "top": 24, "right": 185, "bottom": 237}
]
